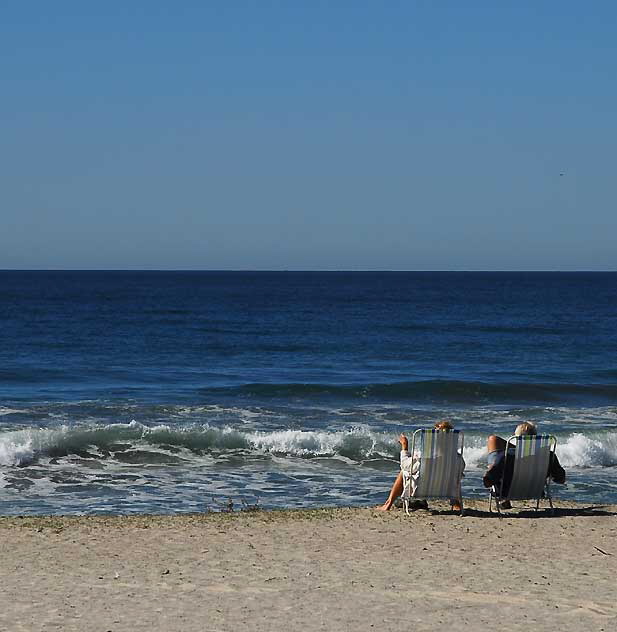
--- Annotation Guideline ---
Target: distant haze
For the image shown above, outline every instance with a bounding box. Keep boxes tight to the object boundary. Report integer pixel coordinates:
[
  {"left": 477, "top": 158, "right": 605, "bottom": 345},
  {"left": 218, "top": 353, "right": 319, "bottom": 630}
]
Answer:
[{"left": 1, "top": 2, "right": 615, "bottom": 270}]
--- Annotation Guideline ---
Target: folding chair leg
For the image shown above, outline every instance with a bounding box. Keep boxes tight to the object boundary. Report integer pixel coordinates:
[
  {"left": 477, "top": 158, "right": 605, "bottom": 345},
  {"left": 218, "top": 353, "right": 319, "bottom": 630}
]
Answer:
[{"left": 489, "top": 487, "right": 502, "bottom": 517}]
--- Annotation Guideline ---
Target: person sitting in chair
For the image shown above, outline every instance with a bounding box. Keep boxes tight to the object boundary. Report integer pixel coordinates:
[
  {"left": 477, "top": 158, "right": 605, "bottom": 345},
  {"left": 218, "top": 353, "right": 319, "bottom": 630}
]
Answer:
[
  {"left": 377, "top": 420, "right": 465, "bottom": 512},
  {"left": 482, "top": 421, "right": 566, "bottom": 508}
]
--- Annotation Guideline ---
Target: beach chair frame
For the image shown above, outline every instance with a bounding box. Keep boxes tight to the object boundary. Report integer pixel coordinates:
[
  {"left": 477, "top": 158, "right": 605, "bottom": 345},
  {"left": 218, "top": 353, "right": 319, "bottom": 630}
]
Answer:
[
  {"left": 402, "top": 428, "right": 464, "bottom": 516},
  {"left": 488, "top": 434, "right": 557, "bottom": 516}
]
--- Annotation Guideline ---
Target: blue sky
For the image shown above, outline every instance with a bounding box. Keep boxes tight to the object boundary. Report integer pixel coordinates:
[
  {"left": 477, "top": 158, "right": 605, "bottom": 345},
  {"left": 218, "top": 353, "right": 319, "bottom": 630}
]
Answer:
[{"left": 2, "top": 1, "right": 615, "bottom": 270}]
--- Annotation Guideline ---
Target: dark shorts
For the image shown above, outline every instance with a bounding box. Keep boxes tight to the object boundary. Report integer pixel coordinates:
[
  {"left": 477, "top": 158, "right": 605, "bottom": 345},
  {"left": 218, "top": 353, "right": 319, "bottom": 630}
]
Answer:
[{"left": 487, "top": 447, "right": 515, "bottom": 467}]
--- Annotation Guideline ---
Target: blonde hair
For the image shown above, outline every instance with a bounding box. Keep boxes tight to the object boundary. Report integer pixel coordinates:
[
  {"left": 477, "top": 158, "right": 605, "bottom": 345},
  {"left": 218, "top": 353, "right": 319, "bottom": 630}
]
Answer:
[
  {"left": 514, "top": 421, "right": 537, "bottom": 436},
  {"left": 434, "top": 420, "right": 454, "bottom": 431}
]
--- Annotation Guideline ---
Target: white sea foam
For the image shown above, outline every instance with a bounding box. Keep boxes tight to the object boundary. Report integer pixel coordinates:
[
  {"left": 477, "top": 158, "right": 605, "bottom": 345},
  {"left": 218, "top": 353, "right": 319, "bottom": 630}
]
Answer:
[
  {"left": 455, "top": 431, "right": 617, "bottom": 470},
  {"left": 0, "top": 425, "right": 100, "bottom": 466},
  {"left": 2, "top": 423, "right": 617, "bottom": 515},
  {"left": 250, "top": 429, "right": 342, "bottom": 456},
  {"left": 461, "top": 431, "right": 617, "bottom": 470},
  {"left": 0, "top": 431, "right": 37, "bottom": 466},
  {"left": 0, "top": 407, "right": 24, "bottom": 416},
  {"left": 556, "top": 432, "right": 617, "bottom": 468},
  {"left": 175, "top": 404, "right": 265, "bottom": 420},
  {"left": 1, "top": 423, "right": 616, "bottom": 471},
  {"left": 461, "top": 443, "right": 489, "bottom": 470}
]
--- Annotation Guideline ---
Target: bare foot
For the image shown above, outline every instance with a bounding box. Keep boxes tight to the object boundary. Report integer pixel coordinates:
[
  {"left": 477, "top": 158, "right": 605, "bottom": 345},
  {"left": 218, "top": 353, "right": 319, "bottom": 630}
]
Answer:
[{"left": 375, "top": 502, "right": 392, "bottom": 511}]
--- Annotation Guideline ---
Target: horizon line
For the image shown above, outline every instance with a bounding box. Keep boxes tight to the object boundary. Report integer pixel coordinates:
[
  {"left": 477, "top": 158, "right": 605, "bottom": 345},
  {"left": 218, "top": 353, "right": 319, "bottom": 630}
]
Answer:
[{"left": 1, "top": 268, "right": 616, "bottom": 274}]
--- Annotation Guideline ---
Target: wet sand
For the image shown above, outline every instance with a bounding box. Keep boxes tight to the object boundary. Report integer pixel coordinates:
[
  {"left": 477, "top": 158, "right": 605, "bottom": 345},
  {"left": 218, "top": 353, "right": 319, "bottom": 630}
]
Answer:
[{"left": 1, "top": 500, "right": 616, "bottom": 631}]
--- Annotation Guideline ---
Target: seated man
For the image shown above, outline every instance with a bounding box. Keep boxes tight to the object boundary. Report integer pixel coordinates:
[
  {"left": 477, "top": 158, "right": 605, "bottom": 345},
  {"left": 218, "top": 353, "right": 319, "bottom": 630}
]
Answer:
[
  {"left": 377, "top": 420, "right": 465, "bottom": 511},
  {"left": 483, "top": 421, "right": 565, "bottom": 508}
]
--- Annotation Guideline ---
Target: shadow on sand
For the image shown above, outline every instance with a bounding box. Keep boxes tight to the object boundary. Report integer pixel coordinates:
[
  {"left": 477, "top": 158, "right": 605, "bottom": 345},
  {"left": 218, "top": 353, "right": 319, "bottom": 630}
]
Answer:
[{"left": 426, "top": 504, "right": 617, "bottom": 519}]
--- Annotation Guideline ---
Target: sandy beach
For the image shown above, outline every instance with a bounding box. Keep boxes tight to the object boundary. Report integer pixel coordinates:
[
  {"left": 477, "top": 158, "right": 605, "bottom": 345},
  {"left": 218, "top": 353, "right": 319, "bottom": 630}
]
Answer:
[{"left": 0, "top": 501, "right": 615, "bottom": 632}]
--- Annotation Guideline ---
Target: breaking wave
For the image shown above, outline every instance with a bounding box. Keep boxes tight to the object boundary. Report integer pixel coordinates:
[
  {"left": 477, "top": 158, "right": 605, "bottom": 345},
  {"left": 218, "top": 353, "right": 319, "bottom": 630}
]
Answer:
[{"left": 1, "top": 422, "right": 616, "bottom": 470}]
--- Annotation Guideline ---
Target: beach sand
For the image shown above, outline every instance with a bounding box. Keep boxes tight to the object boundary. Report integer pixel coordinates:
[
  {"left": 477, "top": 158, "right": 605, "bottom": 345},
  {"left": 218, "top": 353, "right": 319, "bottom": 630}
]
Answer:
[{"left": 1, "top": 500, "right": 615, "bottom": 632}]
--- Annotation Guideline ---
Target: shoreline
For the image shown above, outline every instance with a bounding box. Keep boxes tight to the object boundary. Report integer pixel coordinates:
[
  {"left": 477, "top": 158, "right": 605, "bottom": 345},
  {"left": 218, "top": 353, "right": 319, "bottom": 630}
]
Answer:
[
  {"left": 0, "top": 497, "right": 613, "bottom": 524},
  {"left": 2, "top": 500, "right": 616, "bottom": 631},
  {"left": 0, "top": 497, "right": 611, "bottom": 524}
]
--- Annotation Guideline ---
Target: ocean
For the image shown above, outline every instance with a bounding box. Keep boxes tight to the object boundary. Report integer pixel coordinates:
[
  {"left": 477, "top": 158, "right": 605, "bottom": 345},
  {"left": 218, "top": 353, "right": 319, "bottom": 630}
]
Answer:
[{"left": 1, "top": 270, "right": 616, "bottom": 515}]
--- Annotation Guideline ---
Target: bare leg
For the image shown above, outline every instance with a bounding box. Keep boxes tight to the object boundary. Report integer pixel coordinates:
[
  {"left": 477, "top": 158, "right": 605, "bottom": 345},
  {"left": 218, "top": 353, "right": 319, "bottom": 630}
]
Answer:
[
  {"left": 483, "top": 435, "right": 507, "bottom": 488},
  {"left": 487, "top": 435, "right": 507, "bottom": 454},
  {"left": 376, "top": 470, "right": 404, "bottom": 511}
]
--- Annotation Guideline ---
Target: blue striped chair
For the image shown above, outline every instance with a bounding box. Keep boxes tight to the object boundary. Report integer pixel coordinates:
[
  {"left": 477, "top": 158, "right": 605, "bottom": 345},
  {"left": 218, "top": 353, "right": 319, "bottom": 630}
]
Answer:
[
  {"left": 489, "top": 434, "right": 557, "bottom": 515},
  {"left": 402, "top": 428, "right": 465, "bottom": 515}
]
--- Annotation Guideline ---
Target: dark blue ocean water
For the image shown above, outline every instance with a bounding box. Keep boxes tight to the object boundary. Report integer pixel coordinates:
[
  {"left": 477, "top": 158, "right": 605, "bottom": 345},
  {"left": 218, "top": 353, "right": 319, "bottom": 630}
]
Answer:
[{"left": 1, "top": 271, "right": 616, "bottom": 514}]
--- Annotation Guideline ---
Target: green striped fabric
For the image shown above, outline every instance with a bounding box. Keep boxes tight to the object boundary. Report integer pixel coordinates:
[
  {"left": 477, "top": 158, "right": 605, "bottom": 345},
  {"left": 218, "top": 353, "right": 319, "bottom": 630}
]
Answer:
[
  {"left": 414, "top": 429, "right": 463, "bottom": 499},
  {"left": 507, "top": 435, "right": 553, "bottom": 500}
]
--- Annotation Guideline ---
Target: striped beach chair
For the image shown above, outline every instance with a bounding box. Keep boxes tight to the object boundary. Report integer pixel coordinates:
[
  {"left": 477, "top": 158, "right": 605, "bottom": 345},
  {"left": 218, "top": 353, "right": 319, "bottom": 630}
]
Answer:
[
  {"left": 489, "top": 434, "right": 557, "bottom": 515},
  {"left": 402, "top": 428, "right": 464, "bottom": 515}
]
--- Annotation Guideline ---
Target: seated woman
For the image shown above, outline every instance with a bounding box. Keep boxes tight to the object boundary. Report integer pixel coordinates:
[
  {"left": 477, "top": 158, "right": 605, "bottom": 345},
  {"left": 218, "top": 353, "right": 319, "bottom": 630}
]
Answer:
[
  {"left": 377, "top": 420, "right": 465, "bottom": 512},
  {"left": 482, "top": 421, "right": 565, "bottom": 508}
]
